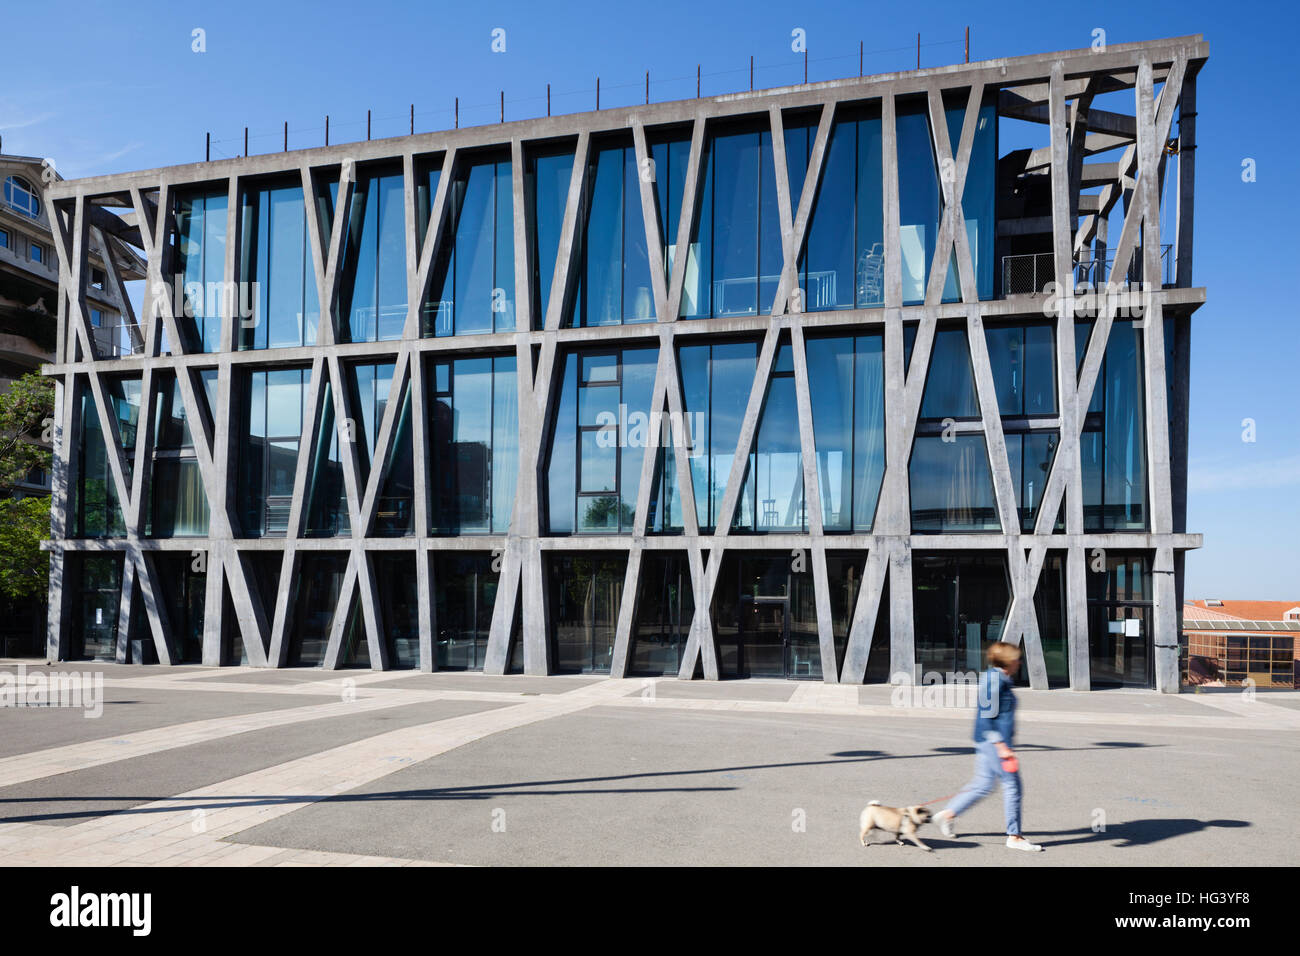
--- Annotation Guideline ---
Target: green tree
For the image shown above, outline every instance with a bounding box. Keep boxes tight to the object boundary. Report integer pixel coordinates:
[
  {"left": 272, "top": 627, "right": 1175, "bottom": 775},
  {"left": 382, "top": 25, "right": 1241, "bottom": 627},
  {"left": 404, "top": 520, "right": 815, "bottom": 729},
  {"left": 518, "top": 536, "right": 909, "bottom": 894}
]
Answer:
[
  {"left": 0, "top": 372, "right": 55, "bottom": 490},
  {"left": 0, "top": 372, "right": 54, "bottom": 607},
  {"left": 0, "top": 496, "right": 50, "bottom": 600}
]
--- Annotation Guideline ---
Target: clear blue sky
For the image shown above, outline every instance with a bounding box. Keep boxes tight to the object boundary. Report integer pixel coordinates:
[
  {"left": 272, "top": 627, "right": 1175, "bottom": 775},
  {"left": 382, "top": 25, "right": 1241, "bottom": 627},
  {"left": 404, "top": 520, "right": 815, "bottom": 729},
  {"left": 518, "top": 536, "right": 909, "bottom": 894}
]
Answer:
[{"left": 3, "top": 0, "right": 1296, "bottom": 599}]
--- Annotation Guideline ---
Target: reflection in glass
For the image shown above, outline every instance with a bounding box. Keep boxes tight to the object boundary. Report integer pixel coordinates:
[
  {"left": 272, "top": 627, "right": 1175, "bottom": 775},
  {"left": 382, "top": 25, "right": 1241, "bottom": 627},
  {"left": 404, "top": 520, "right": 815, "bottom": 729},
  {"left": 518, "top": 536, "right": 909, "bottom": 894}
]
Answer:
[
  {"left": 807, "top": 334, "right": 885, "bottom": 531},
  {"left": 240, "top": 183, "right": 320, "bottom": 349},
  {"left": 545, "top": 347, "right": 656, "bottom": 534},
  {"left": 430, "top": 355, "right": 519, "bottom": 534},
  {"left": 913, "top": 552, "right": 1010, "bottom": 676},
  {"left": 427, "top": 157, "right": 514, "bottom": 336}
]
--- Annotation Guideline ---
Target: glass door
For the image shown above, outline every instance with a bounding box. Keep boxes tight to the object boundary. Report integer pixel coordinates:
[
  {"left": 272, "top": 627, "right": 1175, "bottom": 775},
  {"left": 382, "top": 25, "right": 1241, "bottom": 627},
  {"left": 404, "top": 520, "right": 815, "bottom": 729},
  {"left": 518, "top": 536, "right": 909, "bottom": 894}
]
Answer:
[
  {"left": 739, "top": 597, "right": 788, "bottom": 678},
  {"left": 1088, "top": 604, "right": 1151, "bottom": 687}
]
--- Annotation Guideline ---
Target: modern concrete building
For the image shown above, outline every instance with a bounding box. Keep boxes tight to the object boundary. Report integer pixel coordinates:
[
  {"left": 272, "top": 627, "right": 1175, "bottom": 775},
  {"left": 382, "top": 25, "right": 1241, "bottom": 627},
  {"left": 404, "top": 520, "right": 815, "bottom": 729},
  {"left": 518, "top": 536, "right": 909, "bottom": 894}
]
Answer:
[{"left": 41, "top": 35, "right": 1206, "bottom": 690}]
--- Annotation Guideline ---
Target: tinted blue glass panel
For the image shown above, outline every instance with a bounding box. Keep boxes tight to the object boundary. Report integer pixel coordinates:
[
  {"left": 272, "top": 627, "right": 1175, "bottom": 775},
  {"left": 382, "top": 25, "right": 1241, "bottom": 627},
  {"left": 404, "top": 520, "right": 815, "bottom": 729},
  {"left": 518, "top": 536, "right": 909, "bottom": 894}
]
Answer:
[
  {"left": 531, "top": 150, "right": 573, "bottom": 323},
  {"left": 897, "top": 101, "right": 939, "bottom": 306},
  {"left": 909, "top": 435, "right": 999, "bottom": 531},
  {"left": 919, "top": 328, "right": 980, "bottom": 419}
]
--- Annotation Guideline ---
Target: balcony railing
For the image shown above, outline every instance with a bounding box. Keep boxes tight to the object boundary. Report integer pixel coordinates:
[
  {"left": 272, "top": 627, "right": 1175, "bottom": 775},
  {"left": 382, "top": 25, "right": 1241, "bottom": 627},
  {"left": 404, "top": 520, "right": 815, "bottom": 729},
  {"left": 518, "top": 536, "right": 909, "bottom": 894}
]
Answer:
[{"left": 1001, "top": 245, "right": 1173, "bottom": 296}]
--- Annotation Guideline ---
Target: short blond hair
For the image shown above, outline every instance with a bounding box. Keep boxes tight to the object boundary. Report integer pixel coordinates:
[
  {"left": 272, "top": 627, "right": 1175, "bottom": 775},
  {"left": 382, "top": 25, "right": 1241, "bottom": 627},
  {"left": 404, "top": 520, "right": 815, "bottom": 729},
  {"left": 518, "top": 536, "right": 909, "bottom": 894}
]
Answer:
[{"left": 987, "top": 641, "right": 1022, "bottom": 670}]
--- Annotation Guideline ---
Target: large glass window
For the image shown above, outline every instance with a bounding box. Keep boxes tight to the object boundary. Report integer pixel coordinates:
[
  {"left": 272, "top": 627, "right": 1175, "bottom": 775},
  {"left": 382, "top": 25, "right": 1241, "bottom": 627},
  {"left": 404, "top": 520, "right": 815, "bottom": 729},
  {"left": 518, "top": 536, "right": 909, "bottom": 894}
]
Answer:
[
  {"left": 913, "top": 552, "right": 1009, "bottom": 676},
  {"left": 740, "top": 344, "right": 804, "bottom": 532},
  {"left": 897, "top": 99, "right": 939, "bottom": 306},
  {"left": 545, "top": 346, "right": 657, "bottom": 534},
  {"left": 240, "top": 367, "right": 309, "bottom": 537},
  {"left": 671, "top": 341, "right": 758, "bottom": 532},
  {"left": 566, "top": 140, "right": 654, "bottom": 326},
  {"left": 426, "top": 155, "right": 514, "bottom": 336},
  {"left": 649, "top": 129, "right": 692, "bottom": 289},
  {"left": 74, "top": 380, "right": 138, "bottom": 538},
  {"left": 338, "top": 171, "right": 407, "bottom": 343},
  {"left": 239, "top": 182, "right": 320, "bottom": 349},
  {"left": 910, "top": 326, "right": 998, "bottom": 532},
  {"left": 3, "top": 176, "right": 40, "bottom": 218},
  {"left": 148, "top": 372, "right": 213, "bottom": 537},
  {"left": 987, "top": 322, "right": 1059, "bottom": 531},
  {"left": 679, "top": 121, "right": 783, "bottom": 318},
  {"left": 807, "top": 334, "right": 885, "bottom": 530},
  {"left": 429, "top": 355, "right": 519, "bottom": 534},
  {"left": 1078, "top": 320, "right": 1148, "bottom": 530},
  {"left": 528, "top": 146, "right": 575, "bottom": 323},
  {"left": 943, "top": 97, "right": 997, "bottom": 302},
  {"left": 175, "top": 189, "right": 228, "bottom": 352},
  {"left": 787, "top": 105, "right": 885, "bottom": 310}
]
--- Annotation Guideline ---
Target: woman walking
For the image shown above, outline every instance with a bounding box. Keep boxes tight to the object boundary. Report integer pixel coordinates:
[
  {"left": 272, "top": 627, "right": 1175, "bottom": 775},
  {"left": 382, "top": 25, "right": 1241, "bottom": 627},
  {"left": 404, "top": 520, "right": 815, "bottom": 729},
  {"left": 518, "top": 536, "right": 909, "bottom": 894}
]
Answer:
[{"left": 932, "top": 642, "right": 1044, "bottom": 852}]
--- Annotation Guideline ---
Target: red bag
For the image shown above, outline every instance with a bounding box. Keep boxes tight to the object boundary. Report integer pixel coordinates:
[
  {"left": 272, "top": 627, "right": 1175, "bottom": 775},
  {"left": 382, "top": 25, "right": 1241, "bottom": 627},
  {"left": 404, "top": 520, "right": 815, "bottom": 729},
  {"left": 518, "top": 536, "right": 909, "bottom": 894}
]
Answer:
[{"left": 1001, "top": 754, "right": 1019, "bottom": 773}]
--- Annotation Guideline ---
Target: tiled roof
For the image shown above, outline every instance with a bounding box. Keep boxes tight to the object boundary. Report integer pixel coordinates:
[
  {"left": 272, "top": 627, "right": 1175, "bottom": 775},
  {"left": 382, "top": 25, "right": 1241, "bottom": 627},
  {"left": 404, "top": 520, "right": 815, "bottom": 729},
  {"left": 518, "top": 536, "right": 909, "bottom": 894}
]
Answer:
[{"left": 1185, "top": 600, "right": 1300, "bottom": 621}]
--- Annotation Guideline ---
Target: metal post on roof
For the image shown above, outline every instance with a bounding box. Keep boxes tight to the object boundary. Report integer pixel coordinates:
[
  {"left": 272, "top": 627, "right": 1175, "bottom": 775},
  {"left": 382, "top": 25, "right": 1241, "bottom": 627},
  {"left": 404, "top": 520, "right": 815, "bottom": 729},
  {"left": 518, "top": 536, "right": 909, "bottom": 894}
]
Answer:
[
  {"left": 205, "top": 132, "right": 210, "bottom": 162},
  {"left": 645, "top": 70, "right": 649, "bottom": 105},
  {"left": 860, "top": 41, "right": 863, "bottom": 76},
  {"left": 500, "top": 91, "right": 504, "bottom": 123},
  {"left": 804, "top": 48, "right": 808, "bottom": 84},
  {"left": 697, "top": 64, "right": 700, "bottom": 97},
  {"left": 411, "top": 103, "right": 415, "bottom": 135},
  {"left": 243, "top": 127, "right": 248, "bottom": 157},
  {"left": 325, "top": 115, "right": 330, "bottom": 146},
  {"left": 283, "top": 121, "right": 288, "bottom": 152},
  {"left": 596, "top": 77, "right": 600, "bottom": 110},
  {"left": 966, "top": 26, "right": 970, "bottom": 63},
  {"left": 367, "top": 109, "right": 371, "bottom": 140},
  {"left": 547, "top": 83, "right": 551, "bottom": 116},
  {"left": 750, "top": 55, "right": 754, "bottom": 90},
  {"left": 455, "top": 97, "right": 459, "bottom": 129},
  {"left": 917, "top": 33, "right": 921, "bottom": 69}
]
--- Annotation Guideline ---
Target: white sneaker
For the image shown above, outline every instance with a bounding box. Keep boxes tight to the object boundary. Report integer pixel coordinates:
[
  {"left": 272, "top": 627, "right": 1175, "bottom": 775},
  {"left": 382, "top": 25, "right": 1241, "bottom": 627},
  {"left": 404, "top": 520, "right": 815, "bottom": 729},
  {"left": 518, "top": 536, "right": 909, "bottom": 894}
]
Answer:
[
  {"left": 934, "top": 809, "right": 956, "bottom": 838},
  {"left": 1006, "top": 835, "right": 1043, "bottom": 852}
]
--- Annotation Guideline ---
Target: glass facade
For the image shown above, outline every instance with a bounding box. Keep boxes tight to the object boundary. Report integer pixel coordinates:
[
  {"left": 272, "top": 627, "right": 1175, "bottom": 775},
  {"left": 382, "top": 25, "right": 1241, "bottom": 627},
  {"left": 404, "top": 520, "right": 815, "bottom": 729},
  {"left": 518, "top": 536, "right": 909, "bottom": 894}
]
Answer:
[
  {"left": 910, "top": 327, "right": 998, "bottom": 532},
  {"left": 175, "top": 189, "right": 228, "bottom": 352},
  {"left": 674, "top": 341, "right": 758, "bottom": 531},
  {"left": 1078, "top": 320, "right": 1149, "bottom": 531},
  {"left": 679, "top": 121, "right": 783, "bottom": 318},
  {"left": 429, "top": 355, "right": 519, "bottom": 534},
  {"left": 148, "top": 372, "right": 212, "bottom": 538},
  {"left": 426, "top": 155, "right": 515, "bottom": 336},
  {"left": 913, "top": 553, "right": 1010, "bottom": 676},
  {"left": 338, "top": 171, "right": 407, "bottom": 343},
  {"left": 788, "top": 106, "right": 885, "bottom": 309},
  {"left": 547, "top": 553, "right": 626, "bottom": 674},
  {"left": 628, "top": 552, "right": 694, "bottom": 676},
  {"left": 528, "top": 146, "right": 575, "bottom": 322},
  {"left": 240, "top": 368, "right": 310, "bottom": 537},
  {"left": 566, "top": 140, "right": 655, "bottom": 326},
  {"left": 49, "top": 47, "right": 1194, "bottom": 693},
  {"left": 712, "top": 552, "right": 820, "bottom": 679},
  {"left": 239, "top": 182, "right": 320, "bottom": 349},
  {"left": 807, "top": 334, "right": 885, "bottom": 530},
  {"left": 546, "top": 347, "right": 657, "bottom": 534}
]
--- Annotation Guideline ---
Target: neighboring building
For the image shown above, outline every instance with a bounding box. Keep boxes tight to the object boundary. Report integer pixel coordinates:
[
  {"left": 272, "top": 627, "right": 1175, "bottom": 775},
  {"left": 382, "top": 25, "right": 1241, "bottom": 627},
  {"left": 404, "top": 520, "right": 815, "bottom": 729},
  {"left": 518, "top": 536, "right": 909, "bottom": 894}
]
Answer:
[
  {"left": 41, "top": 36, "right": 1206, "bottom": 689},
  {"left": 0, "top": 148, "right": 143, "bottom": 654},
  {"left": 1182, "top": 599, "right": 1300, "bottom": 688}
]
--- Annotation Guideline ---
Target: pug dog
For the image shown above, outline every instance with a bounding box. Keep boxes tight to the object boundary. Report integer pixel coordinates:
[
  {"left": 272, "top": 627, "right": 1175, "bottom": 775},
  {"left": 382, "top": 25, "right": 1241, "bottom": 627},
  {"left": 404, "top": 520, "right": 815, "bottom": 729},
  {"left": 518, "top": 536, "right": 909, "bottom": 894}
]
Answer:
[{"left": 859, "top": 800, "right": 933, "bottom": 851}]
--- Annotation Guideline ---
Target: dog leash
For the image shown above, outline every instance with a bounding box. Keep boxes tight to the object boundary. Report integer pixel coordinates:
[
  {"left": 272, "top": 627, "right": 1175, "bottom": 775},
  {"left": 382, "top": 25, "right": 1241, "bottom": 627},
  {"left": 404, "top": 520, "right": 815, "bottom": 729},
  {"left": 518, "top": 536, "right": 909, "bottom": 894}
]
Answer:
[{"left": 919, "top": 792, "right": 958, "bottom": 807}]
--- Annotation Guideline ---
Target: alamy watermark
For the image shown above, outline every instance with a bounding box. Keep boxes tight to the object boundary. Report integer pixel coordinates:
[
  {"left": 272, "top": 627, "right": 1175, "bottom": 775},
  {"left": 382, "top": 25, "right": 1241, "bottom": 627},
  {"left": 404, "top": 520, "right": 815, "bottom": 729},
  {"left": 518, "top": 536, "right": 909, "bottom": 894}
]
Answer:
[
  {"left": 594, "top": 404, "right": 707, "bottom": 456},
  {"left": 0, "top": 665, "right": 104, "bottom": 718},
  {"left": 889, "top": 670, "right": 1000, "bottom": 713}
]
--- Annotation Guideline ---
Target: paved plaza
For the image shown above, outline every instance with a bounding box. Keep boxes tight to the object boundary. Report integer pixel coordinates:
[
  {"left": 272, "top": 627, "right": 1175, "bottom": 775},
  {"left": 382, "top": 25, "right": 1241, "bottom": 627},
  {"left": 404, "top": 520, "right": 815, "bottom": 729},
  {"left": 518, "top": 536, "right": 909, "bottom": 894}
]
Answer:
[{"left": 0, "top": 661, "right": 1295, "bottom": 866}]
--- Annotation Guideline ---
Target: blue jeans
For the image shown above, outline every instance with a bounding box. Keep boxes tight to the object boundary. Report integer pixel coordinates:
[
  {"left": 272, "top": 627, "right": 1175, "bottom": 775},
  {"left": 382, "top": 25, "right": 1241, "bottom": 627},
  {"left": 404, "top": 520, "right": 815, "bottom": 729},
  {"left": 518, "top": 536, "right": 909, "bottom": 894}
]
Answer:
[{"left": 946, "top": 741, "right": 1022, "bottom": 836}]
